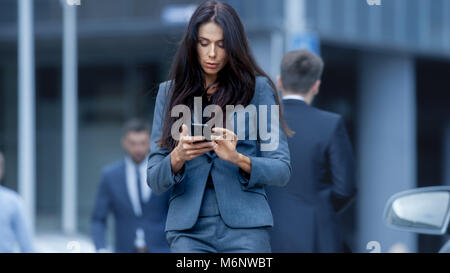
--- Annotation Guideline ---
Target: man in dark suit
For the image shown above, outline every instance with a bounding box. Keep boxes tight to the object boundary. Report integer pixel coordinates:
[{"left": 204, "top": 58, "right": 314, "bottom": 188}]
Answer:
[
  {"left": 267, "top": 50, "right": 356, "bottom": 253},
  {"left": 91, "top": 119, "right": 170, "bottom": 253}
]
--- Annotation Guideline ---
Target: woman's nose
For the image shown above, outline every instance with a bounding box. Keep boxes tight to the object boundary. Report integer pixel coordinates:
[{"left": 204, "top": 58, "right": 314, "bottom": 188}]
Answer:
[{"left": 208, "top": 45, "right": 216, "bottom": 58}]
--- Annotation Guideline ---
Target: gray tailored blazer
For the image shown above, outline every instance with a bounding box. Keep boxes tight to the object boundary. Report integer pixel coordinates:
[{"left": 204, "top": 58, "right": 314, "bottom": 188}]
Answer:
[{"left": 147, "top": 76, "right": 291, "bottom": 231}]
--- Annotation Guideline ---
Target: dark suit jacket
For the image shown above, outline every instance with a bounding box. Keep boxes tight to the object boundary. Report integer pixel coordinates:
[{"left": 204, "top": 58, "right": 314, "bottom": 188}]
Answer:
[
  {"left": 266, "top": 99, "right": 356, "bottom": 253},
  {"left": 91, "top": 159, "right": 170, "bottom": 253}
]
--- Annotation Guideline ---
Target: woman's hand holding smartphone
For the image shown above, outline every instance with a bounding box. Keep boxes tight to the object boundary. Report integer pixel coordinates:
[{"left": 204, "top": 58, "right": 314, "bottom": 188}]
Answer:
[{"left": 170, "top": 124, "right": 214, "bottom": 174}]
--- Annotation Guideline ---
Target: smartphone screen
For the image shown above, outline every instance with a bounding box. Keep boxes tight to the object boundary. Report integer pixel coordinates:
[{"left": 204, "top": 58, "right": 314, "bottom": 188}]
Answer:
[{"left": 191, "top": 123, "right": 212, "bottom": 143}]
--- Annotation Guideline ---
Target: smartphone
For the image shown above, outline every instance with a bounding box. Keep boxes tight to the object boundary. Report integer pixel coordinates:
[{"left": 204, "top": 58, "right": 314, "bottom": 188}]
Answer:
[{"left": 191, "top": 123, "right": 212, "bottom": 143}]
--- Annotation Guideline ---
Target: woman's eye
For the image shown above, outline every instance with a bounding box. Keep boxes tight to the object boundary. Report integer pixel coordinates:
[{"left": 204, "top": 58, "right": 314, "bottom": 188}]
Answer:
[
  {"left": 217, "top": 42, "right": 224, "bottom": 48},
  {"left": 200, "top": 42, "right": 208, "bottom": 47}
]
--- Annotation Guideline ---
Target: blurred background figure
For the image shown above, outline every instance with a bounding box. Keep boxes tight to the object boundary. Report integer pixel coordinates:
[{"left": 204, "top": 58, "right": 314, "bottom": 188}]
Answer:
[
  {"left": 91, "top": 119, "right": 170, "bottom": 253},
  {"left": 267, "top": 50, "right": 356, "bottom": 253},
  {"left": 0, "top": 151, "right": 35, "bottom": 253}
]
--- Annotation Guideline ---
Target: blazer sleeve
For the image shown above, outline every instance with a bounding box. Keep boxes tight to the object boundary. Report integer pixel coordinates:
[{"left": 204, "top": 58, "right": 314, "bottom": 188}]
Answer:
[
  {"left": 238, "top": 78, "right": 292, "bottom": 189},
  {"left": 91, "top": 170, "right": 111, "bottom": 251},
  {"left": 147, "top": 82, "right": 186, "bottom": 195},
  {"left": 328, "top": 117, "right": 357, "bottom": 212}
]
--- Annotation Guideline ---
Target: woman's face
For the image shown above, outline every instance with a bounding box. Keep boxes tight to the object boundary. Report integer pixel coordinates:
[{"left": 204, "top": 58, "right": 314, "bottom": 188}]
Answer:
[{"left": 197, "top": 22, "right": 227, "bottom": 82}]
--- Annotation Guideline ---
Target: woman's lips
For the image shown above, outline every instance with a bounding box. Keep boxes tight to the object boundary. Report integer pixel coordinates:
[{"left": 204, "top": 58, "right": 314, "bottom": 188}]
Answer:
[{"left": 205, "top": 62, "right": 219, "bottom": 69}]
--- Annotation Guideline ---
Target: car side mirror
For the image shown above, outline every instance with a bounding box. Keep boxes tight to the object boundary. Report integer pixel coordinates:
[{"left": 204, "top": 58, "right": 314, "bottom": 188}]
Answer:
[{"left": 384, "top": 186, "right": 450, "bottom": 235}]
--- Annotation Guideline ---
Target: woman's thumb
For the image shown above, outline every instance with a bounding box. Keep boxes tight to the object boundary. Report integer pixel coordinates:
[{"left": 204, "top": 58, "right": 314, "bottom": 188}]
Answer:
[{"left": 181, "top": 124, "right": 189, "bottom": 136}]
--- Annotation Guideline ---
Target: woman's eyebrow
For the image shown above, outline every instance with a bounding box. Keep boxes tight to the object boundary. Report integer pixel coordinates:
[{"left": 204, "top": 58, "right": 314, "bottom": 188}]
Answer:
[{"left": 199, "top": 37, "right": 224, "bottom": 42}]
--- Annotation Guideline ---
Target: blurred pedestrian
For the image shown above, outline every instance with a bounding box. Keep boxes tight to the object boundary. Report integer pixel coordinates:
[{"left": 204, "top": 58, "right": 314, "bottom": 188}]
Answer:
[
  {"left": 91, "top": 119, "right": 170, "bottom": 253},
  {"left": 0, "top": 151, "right": 35, "bottom": 253},
  {"left": 266, "top": 50, "right": 356, "bottom": 253}
]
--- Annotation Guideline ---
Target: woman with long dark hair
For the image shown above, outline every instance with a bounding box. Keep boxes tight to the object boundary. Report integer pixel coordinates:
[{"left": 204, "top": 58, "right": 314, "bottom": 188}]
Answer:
[{"left": 147, "top": 0, "right": 291, "bottom": 253}]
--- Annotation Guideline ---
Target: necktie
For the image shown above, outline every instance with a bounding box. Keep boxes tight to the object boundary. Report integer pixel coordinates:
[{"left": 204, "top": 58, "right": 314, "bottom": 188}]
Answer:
[{"left": 135, "top": 165, "right": 145, "bottom": 214}]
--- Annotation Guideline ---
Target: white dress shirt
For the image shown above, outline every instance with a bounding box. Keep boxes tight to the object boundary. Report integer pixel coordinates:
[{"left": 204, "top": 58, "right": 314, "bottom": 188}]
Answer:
[
  {"left": 283, "top": 94, "right": 306, "bottom": 102},
  {"left": 125, "top": 156, "right": 151, "bottom": 217}
]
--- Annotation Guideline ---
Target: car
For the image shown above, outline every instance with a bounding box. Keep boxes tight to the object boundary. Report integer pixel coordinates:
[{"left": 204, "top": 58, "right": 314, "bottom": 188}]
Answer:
[{"left": 383, "top": 186, "right": 450, "bottom": 253}]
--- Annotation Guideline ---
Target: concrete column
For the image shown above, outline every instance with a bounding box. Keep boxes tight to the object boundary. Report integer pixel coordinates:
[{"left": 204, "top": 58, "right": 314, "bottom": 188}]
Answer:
[
  {"left": 269, "top": 31, "right": 284, "bottom": 80},
  {"left": 284, "top": 0, "right": 319, "bottom": 54},
  {"left": 357, "top": 52, "right": 417, "bottom": 253},
  {"left": 18, "top": 0, "right": 36, "bottom": 234},
  {"left": 284, "top": 0, "right": 306, "bottom": 52},
  {"left": 62, "top": 1, "right": 78, "bottom": 234}
]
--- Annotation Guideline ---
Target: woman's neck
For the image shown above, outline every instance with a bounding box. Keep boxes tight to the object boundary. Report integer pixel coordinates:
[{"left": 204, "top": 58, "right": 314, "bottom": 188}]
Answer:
[
  {"left": 205, "top": 74, "right": 216, "bottom": 89},
  {"left": 204, "top": 75, "right": 218, "bottom": 101}
]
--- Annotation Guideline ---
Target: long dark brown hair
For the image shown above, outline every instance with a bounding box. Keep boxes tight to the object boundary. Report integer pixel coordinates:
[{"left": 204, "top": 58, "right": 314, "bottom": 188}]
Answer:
[{"left": 159, "top": 0, "right": 292, "bottom": 150}]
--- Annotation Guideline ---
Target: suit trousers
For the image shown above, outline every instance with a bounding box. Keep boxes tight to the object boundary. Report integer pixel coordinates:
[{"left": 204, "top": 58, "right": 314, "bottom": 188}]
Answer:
[{"left": 166, "top": 187, "right": 271, "bottom": 253}]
